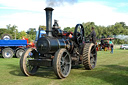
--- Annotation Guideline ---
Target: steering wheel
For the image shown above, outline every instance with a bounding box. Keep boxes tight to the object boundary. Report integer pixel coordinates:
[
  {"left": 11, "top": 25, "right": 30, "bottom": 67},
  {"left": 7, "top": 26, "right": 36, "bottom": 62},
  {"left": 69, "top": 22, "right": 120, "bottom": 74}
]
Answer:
[{"left": 73, "top": 24, "right": 84, "bottom": 45}]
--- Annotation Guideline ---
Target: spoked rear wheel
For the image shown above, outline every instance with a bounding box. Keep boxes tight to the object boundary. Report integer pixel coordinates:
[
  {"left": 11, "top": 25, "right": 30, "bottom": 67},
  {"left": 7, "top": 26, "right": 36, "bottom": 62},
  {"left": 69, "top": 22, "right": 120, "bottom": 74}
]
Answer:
[
  {"left": 53, "top": 48, "right": 72, "bottom": 79},
  {"left": 20, "top": 48, "right": 39, "bottom": 76},
  {"left": 83, "top": 43, "right": 97, "bottom": 70}
]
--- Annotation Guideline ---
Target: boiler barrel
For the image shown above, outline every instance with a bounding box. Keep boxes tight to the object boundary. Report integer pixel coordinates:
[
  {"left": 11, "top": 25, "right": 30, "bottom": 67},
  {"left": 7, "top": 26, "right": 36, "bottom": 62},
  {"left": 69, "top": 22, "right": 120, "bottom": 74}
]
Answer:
[{"left": 36, "top": 37, "right": 67, "bottom": 54}]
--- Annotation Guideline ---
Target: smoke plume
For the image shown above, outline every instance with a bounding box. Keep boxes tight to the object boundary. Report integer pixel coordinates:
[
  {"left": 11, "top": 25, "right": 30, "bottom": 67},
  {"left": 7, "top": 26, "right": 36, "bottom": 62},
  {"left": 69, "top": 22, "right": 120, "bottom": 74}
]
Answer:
[
  {"left": 114, "top": 35, "right": 128, "bottom": 41},
  {"left": 46, "top": 0, "right": 77, "bottom": 7}
]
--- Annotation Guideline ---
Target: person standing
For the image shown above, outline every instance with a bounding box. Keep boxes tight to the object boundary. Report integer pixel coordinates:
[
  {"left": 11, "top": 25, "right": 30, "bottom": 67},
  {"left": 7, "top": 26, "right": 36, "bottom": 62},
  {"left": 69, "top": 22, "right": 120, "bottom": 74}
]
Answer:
[
  {"left": 110, "top": 44, "right": 114, "bottom": 53},
  {"left": 90, "top": 27, "right": 96, "bottom": 45},
  {"left": 109, "top": 39, "right": 113, "bottom": 53},
  {"left": 109, "top": 39, "right": 112, "bottom": 45}
]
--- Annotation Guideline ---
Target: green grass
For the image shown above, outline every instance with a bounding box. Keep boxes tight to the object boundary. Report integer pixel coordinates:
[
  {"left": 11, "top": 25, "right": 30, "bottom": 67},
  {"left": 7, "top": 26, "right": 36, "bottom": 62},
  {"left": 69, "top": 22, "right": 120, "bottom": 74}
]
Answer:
[{"left": 0, "top": 49, "right": 128, "bottom": 85}]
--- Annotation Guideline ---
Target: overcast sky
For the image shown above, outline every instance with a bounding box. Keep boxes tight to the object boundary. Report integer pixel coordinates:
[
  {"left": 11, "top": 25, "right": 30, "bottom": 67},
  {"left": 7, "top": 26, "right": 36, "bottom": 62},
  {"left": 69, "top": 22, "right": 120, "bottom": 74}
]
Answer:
[{"left": 0, "top": 0, "right": 128, "bottom": 31}]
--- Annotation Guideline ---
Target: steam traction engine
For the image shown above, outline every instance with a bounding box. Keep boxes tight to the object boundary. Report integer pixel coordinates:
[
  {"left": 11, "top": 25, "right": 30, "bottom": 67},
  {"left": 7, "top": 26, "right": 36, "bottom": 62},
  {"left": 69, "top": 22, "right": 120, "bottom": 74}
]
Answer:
[{"left": 20, "top": 7, "right": 97, "bottom": 79}]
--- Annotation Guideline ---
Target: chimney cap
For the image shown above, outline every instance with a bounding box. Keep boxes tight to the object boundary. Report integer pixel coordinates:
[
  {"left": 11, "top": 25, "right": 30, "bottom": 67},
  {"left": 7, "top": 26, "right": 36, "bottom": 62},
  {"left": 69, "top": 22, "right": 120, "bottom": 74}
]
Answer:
[{"left": 44, "top": 7, "right": 54, "bottom": 11}]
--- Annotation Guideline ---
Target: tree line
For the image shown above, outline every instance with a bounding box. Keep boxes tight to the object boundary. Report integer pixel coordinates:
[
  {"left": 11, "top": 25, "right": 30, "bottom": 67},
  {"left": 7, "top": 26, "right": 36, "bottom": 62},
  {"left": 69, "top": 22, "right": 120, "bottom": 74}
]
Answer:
[
  {"left": 0, "top": 22, "right": 128, "bottom": 44},
  {"left": 64, "top": 22, "right": 128, "bottom": 44}
]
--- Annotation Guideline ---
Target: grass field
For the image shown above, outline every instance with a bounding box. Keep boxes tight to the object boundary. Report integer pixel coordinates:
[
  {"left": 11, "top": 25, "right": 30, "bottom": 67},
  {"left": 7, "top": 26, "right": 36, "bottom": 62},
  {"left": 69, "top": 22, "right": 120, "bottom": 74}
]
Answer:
[{"left": 0, "top": 49, "right": 128, "bottom": 85}]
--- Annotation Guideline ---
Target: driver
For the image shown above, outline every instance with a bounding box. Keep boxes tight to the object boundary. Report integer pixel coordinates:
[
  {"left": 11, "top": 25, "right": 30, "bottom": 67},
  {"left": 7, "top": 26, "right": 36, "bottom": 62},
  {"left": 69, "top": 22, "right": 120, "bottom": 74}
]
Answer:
[{"left": 89, "top": 27, "right": 96, "bottom": 44}]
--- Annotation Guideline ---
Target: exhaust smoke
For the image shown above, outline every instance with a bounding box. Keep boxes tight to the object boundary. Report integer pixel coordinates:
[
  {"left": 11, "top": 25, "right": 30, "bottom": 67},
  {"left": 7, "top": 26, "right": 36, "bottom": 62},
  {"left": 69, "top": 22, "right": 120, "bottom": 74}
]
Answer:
[
  {"left": 114, "top": 35, "right": 128, "bottom": 41},
  {"left": 46, "top": 0, "right": 77, "bottom": 7}
]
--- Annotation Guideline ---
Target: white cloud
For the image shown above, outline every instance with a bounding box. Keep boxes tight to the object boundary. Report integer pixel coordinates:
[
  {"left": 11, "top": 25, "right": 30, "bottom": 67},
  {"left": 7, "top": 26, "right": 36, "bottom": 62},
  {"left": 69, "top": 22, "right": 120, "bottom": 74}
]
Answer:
[
  {"left": 0, "top": 12, "right": 45, "bottom": 31},
  {"left": 0, "top": 0, "right": 46, "bottom": 12},
  {"left": 0, "top": 0, "right": 128, "bottom": 31},
  {"left": 53, "top": 2, "right": 128, "bottom": 28}
]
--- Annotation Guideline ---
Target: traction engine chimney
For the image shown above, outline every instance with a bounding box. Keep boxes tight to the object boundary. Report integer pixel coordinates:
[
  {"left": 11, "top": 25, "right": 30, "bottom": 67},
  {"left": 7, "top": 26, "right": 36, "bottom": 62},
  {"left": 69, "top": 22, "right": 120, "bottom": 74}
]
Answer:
[{"left": 44, "top": 7, "right": 54, "bottom": 37}]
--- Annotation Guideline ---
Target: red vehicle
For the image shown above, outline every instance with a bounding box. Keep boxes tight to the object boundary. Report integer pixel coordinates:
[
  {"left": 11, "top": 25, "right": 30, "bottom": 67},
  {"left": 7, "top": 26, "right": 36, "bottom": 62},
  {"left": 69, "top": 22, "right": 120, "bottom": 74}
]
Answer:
[{"left": 97, "top": 38, "right": 114, "bottom": 51}]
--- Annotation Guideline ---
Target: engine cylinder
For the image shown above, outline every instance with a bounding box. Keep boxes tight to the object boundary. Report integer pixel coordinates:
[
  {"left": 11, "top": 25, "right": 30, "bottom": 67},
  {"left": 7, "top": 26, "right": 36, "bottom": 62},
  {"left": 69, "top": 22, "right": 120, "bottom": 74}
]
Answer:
[{"left": 36, "top": 37, "right": 73, "bottom": 54}]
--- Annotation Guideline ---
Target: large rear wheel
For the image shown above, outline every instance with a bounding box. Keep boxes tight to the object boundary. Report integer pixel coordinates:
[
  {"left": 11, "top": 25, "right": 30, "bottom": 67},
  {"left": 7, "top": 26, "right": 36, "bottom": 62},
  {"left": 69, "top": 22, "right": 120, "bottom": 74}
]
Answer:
[
  {"left": 53, "top": 48, "right": 72, "bottom": 79},
  {"left": 20, "top": 48, "right": 39, "bottom": 76},
  {"left": 83, "top": 43, "right": 97, "bottom": 70}
]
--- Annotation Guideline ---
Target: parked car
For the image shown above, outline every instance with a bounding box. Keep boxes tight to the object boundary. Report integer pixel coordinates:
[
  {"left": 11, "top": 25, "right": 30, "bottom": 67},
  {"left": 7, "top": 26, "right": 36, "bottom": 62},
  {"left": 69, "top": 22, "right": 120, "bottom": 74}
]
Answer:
[{"left": 120, "top": 44, "right": 128, "bottom": 50}]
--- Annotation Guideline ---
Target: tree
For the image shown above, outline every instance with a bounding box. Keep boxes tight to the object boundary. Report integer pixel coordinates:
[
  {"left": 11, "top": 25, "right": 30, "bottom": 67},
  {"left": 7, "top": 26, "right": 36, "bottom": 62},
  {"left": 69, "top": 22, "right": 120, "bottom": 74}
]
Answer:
[
  {"left": 27, "top": 28, "right": 36, "bottom": 35},
  {"left": 27, "top": 28, "right": 36, "bottom": 41},
  {"left": 64, "top": 27, "right": 71, "bottom": 32},
  {"left": 19, "top": 31, "right": 27, "bottom": 39},
  {"left": 6, "top": 24, "right": 18, "bottom": 39},
  {"left": 0, "top": 28, "right": 9, "bottom": 38},
  {"left": 82, "top": 22, "right": 96, "bottom": 37},
  {"left": 119, "top": 22, "right": 126, "bottom": 27},
  {"left": 39, "top": 25, "right": 46, "bottom": 30}
]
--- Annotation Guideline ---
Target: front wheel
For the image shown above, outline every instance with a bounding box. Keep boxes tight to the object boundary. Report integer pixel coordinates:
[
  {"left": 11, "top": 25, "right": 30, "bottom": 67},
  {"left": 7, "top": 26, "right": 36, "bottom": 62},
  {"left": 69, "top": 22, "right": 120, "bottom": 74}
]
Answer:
[
  {"left": 53, "top": 48, "right": 72, "bottom": 79},
  {"left": 20, "top": 48, "right": 39, "bottom": 76}
]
